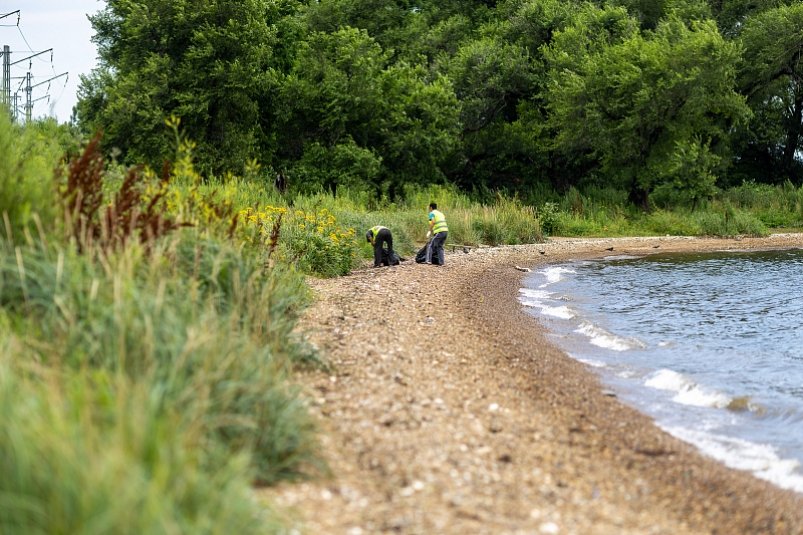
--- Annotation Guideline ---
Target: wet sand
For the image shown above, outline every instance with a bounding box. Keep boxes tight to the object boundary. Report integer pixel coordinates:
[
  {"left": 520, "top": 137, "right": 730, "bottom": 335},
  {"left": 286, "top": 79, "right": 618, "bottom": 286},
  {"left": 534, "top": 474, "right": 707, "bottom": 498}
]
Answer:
[{"left": 260, "top": 234, "right": 803, "bottom": 534}]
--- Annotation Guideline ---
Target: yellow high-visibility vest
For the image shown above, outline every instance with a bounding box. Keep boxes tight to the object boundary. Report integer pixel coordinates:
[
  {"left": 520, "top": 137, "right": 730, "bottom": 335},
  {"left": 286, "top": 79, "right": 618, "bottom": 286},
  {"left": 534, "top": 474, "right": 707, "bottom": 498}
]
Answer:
[
  {"left": 429, "top": 210, "right": 448, "bottom": 234},
  {"left": 369, "top": 225, "right": 387, "bottom": 239}
]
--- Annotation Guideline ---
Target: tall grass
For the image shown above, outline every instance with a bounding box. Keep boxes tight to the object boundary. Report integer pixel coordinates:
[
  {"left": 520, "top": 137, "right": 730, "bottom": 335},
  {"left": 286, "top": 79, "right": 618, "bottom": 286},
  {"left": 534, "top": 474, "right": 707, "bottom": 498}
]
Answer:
[
  {"left": 449, "top": 197, "right": 542, "bottom": 245},
  {"left": 537, "top": 185, "right": 775, "bottom": 238},
  {"left": 0, "top": 233, "right": 320, "bottom": 481},
  {"left": 0, "top": 359, "right": 280, "bottom": 535},
  {"left": 248, "top": 178, "right": 793, "bottom": 264},
  {"left": 0, "top": 230, "right": 322, "bottom": 533},
  {"left": 722, "top": 181, "right": 803, "bottom": 229},
  {"left": 274, "top": 186, "right": 545, "bottom": 266}
]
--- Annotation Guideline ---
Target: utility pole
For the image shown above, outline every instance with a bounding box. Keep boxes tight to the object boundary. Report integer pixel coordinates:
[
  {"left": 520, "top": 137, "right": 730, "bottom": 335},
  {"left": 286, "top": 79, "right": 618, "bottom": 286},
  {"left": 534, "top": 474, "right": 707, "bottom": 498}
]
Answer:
[
  {"left": 10, "top": 48, "right": 52, "bottom": 70},
  {"left": 1, "top": 11, "right": 20, "bottom": 115},
  {"left": 2, "top": 11, "right": 67, "bottom": 122},
  {"left": 2, "top": 45, "right": 9, "bottom": 111},
  {"left": 25, "top": 71, "right": 66, "bottom": 122},
  {"left": 24, "top": 70, "right": 30, "bottom": 121},
  {"left": 7, "top": 48, "right": 52, "bottom": 122}
]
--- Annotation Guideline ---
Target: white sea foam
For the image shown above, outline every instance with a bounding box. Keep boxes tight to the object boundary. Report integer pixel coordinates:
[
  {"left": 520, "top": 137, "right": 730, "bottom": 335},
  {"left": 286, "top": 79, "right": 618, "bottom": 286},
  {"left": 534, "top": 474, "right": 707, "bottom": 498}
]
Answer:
[
  {"left": 576, "top": 357, "right": 607, "bottom": 368},
  {"left": 518, "top": 288, "right": 553, "bottom": 300},
  {"left": 645, "top": 369, "right": 731, "bottom": 408},
  {"left": 541, "top": 305, "right": 575, "bottom": 319},
  {"left": 661, "top": 425, "right": 803, "bottom": 493},
  {"left": 574, "top": 322, "right": 646, "bottom": 351},
  {"left": 520, "top": 301, "right": 575, "bottom": 319},
  {"left": 538, "top": 266, "right": 576, "bottom": 287},
  {"left": 518, "top": 288, "right": 576, "bottom": 319}
]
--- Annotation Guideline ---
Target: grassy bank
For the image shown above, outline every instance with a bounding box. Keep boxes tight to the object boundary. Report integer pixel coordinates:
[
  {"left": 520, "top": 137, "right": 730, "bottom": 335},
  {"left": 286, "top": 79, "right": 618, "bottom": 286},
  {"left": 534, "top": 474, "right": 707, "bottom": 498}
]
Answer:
[
  {"left": 1, "top": 116, "right": 322, "bottom": 533},
  {"left": 0, "top": 232, "right": 324, "bottom": 533}
]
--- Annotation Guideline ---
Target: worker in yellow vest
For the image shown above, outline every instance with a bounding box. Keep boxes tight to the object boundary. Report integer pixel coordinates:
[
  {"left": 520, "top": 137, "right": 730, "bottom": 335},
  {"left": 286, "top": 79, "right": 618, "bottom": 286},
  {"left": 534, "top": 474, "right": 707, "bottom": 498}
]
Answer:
[
  {"left": 426, "top": 202, "right": 448, "bottom": 266},
  {"left": 366, "top": 225, "right": 396, "bottom": 267}
]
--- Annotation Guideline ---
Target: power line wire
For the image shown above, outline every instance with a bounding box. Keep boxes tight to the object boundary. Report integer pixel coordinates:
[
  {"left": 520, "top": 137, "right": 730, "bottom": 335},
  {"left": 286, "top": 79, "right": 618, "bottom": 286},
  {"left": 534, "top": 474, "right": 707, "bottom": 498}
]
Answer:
[
  {"left": 3, "top": 9, "right": 72, "bottom": 121},
  {"left": 16, "top": 26, "right": 52, "bottom": 64}
]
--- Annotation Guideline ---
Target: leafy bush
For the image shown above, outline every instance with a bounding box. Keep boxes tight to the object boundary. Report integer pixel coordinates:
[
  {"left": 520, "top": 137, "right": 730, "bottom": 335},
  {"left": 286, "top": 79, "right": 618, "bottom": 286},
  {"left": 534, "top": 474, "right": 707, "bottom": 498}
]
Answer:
[
  {"left": 290, "top": 140, "right": 382, "bottom": 196},
  {"left": 238, "top": 206, "right": 357, "bottom": 277},
  {"left": 538, "top": 202, "right": 561, "bottom": 236},
  {"left": 643, "top": 209, "right": 701, "bottom": 236},
  {"left": 0, "top": 114, "right": 62, "bottom": 238},
  {"left": 695, "top": 206, "right": 768, "bottom": 237}
]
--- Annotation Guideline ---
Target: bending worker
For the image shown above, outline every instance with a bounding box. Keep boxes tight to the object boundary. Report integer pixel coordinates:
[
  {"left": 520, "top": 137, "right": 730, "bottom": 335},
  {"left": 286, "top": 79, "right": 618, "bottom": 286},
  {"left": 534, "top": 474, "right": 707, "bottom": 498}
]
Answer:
[
  {"left": 426, "top": 202, "right": 448, "bottom": 266},
  {"left": 366, "top": 225, "right": 394, "bottom": 267}
]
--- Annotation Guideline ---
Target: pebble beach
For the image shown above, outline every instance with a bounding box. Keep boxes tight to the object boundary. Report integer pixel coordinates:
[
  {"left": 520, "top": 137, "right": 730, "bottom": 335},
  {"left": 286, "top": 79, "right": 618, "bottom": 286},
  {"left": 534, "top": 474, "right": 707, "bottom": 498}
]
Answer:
[{"left": 259, "top": 234, "right": 803, "bottom": 534}]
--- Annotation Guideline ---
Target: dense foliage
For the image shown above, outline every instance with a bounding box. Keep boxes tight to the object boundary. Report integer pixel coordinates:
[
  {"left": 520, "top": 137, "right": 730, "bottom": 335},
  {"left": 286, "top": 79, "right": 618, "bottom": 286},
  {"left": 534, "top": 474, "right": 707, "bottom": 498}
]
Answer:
[{"left": 74, "top": 0, "right": 803, "bottom": 205}]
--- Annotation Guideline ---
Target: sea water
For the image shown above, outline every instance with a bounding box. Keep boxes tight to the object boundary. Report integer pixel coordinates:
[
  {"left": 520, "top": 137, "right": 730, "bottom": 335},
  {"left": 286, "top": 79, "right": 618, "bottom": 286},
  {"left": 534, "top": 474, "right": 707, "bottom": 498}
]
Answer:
[{"left": 519, "top": 248, "right": 803, "bottom": 494}]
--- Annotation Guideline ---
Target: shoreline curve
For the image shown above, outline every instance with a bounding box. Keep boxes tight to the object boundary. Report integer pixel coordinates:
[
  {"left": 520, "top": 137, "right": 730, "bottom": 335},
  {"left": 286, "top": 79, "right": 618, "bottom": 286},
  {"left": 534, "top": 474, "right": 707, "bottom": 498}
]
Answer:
[{"left": 261, "top": 234, "right": 803, "bottom": 534}]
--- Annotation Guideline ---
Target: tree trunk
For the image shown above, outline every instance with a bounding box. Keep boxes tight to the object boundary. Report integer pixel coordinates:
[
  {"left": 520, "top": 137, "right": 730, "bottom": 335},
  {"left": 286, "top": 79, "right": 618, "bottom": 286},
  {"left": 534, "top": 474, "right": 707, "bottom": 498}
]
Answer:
[
  {"left": 628, "top": 179, "right": 650, "bottom": 212},
  {"left": 781, "top": 79, "right": 803, "bottom": 182}
]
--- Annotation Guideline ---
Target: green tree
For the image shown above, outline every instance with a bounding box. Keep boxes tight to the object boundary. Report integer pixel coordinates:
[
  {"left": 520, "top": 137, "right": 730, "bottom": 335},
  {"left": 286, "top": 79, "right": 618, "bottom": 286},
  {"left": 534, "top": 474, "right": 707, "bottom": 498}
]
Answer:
[
  {"left": 607, "top": 0, "right": 668, "bottom": 29},
  {"left": 303, "top": 0, "right": 497, "bottom": 64},
  {"left": 735, "top": 3, "right": 803, "bottom": 183},
  {"left": 544, "top": 7, "right": 749, "bottom": 208},
  {"left": 711, "top": 0, "right": 786, "bottom": 36},
  {"left": 429, "top": 0, "right": 578, "bottom": 193},
  {"left": 304, "top": 0, "right": 415, "bottom": 50},
  {"left": 599, "top": 0, "right": 712, "bottom": 29},
  {"left": 655, "top": 136, "right": 721, "bottom": 208},
  {"left": 486, "top": 0, "right": 583, "bottom": 193},
  {"left": 494, "top": 0, "right": 577, "bottom": 55},
  {"left": 76, "top": 0, "right": 300, "bottom": 175},
  {"left": 439, "top": 36, "right": 537, "bottom": 190},
  {"left": 275, "top": 28, "right": 459, "bottom": 196}
]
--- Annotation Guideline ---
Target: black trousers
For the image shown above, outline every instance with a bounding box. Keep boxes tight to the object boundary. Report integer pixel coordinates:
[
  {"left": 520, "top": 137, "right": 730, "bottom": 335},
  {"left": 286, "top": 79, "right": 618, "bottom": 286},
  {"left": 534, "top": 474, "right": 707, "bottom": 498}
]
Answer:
[
  {"left": 427, "top": 231, "right": 447, "bottom": 265},
  {"left": 373, "top": 228, "right": 394, "bottom": 267}
]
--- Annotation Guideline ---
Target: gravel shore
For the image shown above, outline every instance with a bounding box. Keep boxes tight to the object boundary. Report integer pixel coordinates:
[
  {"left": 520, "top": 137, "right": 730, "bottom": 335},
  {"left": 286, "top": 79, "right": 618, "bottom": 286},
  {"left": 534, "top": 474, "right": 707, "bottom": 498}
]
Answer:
[{"left": 260, "top": 234, "right": 803, "bottom": 534}]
